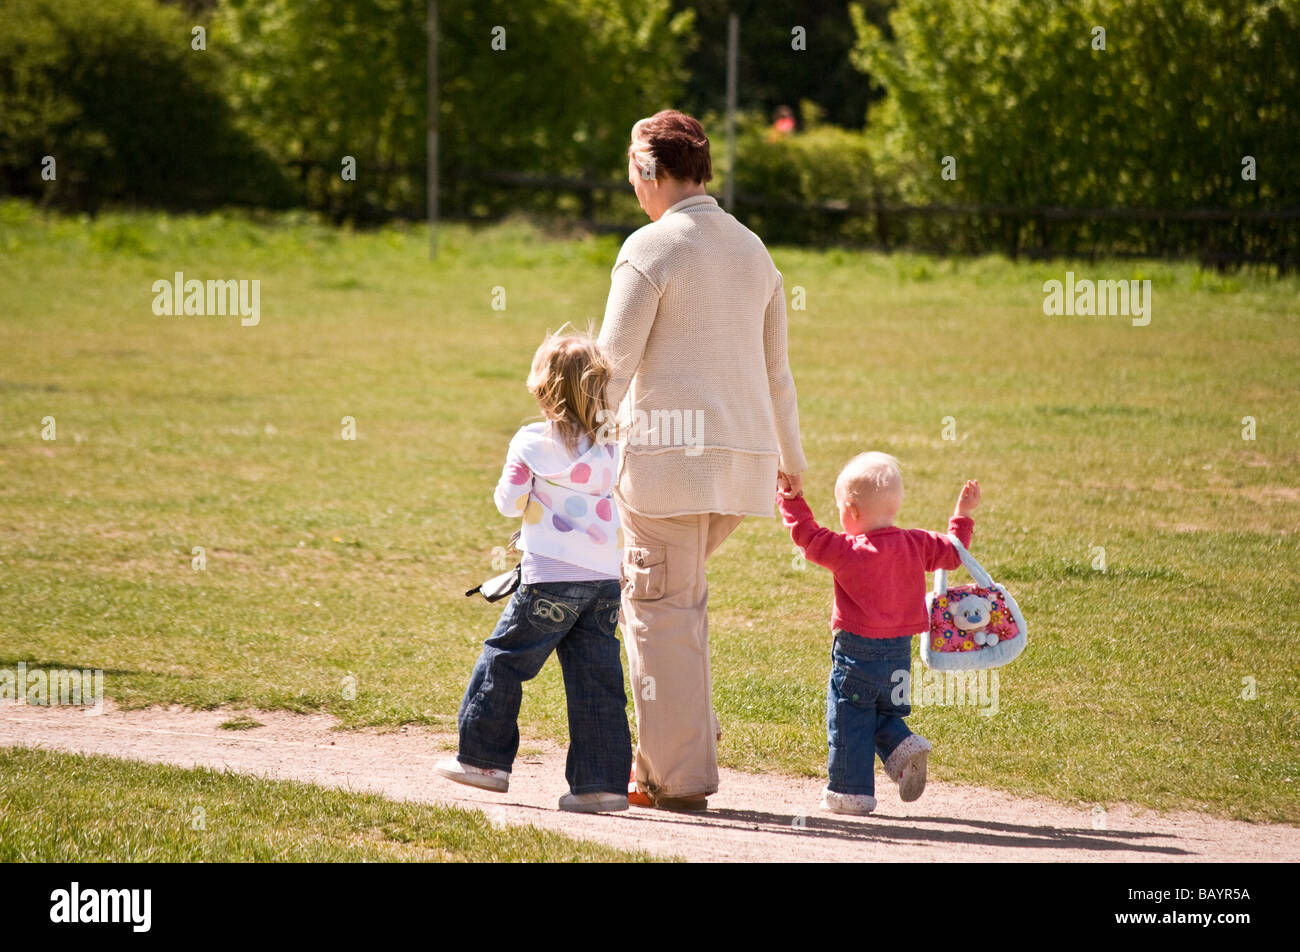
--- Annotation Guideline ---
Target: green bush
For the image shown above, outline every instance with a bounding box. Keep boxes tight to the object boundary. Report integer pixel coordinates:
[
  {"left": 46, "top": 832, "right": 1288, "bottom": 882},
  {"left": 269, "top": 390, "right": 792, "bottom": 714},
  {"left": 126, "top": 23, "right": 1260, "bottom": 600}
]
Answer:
[
  {"left": 713, "top": 108, "right": 882, "bottom": 245},
  {"left": 0, "top": 0, "right": 295, "bottom": 212},
  {"left": 850, "top": 0, "right": 1300, "bottom": 262}
]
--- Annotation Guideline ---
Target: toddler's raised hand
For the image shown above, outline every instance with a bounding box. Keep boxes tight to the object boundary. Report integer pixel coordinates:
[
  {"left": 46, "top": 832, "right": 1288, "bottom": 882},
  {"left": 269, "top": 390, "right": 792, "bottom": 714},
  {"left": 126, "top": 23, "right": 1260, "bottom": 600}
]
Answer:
[{"left": 955, "top": 479, "right": 981, "bottom": 518}]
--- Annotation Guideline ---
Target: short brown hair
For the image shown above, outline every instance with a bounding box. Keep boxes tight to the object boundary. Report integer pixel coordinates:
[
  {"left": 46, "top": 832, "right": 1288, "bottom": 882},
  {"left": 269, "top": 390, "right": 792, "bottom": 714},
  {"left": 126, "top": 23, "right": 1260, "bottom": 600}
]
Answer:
[{"left": 629, "top": 110, "right": 712, "bottom": 184}]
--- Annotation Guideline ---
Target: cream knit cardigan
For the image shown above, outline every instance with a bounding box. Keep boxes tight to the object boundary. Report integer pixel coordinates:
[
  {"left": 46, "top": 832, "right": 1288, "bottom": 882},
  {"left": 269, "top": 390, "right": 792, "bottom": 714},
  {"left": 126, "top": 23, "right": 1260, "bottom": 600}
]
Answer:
[{"left": 598, "top": 194, "right": 807, "bottom": 518}]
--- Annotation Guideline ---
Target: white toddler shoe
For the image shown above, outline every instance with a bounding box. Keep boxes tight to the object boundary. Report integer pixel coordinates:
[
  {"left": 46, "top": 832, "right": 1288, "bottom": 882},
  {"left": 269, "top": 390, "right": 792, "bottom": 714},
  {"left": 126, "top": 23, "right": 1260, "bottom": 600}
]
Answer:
[
  {"left": 820, "top": 788, "right": 878, "bottom": 815},
  {"left": 883, "top": 734, "right": 932, "bottom": 802}
]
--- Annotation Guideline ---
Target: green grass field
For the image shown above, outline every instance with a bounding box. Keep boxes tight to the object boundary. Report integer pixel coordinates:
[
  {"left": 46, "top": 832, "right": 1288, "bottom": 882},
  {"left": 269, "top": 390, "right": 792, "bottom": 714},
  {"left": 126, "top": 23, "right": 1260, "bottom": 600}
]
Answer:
[
  {"left": 2, "top": 199, "right": 1296, "bottom": 825},
  {"left": 0, "top": 747, "right": 662, "bottom": 861}
]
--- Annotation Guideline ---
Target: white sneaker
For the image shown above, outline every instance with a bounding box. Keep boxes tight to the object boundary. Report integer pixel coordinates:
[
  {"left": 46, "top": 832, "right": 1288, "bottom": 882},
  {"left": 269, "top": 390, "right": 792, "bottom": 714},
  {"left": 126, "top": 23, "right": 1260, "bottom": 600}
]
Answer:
[
  {"left": 820, "top": 788, "right": 877, "bottom": 815},
  {"left": 558, "top": 791, "right": 629, "bottom": 813},
  {"left": 436, "top": 758, "right": 509, "bottom": 792}
]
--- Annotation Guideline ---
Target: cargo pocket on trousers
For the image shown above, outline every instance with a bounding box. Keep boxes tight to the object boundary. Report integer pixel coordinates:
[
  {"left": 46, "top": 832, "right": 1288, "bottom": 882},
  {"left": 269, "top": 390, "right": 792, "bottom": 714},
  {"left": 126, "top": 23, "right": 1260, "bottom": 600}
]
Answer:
[{"left": 622, "top": 544, "right": 666, "bottom": 600}]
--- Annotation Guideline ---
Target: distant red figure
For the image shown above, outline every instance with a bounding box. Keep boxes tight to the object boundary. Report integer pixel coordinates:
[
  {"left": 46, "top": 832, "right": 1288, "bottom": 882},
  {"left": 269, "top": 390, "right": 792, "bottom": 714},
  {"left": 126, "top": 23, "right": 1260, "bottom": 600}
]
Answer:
[{"left": 769, "top": 105, "right": 796, "bottom": 140}]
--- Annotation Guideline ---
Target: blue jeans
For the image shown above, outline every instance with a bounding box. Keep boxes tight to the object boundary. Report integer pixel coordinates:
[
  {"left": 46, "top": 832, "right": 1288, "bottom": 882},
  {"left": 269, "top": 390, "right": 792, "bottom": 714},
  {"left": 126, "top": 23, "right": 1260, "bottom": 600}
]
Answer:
[
  {"left": 457, "top": 578, "right": 631, "bottom": 795},
  {"left": 826, "top": 630, "right": 915, "bottom": 796}
]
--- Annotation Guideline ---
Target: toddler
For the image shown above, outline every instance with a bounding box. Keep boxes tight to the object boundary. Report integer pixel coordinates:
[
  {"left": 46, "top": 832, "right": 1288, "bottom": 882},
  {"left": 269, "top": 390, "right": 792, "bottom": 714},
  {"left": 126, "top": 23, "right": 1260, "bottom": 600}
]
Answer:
[
  {"left": 778, "top": 452, "right": 980, "bottom": 815},
  {"left": 437, "top": 330, "right": 631, "bottom": 813}
]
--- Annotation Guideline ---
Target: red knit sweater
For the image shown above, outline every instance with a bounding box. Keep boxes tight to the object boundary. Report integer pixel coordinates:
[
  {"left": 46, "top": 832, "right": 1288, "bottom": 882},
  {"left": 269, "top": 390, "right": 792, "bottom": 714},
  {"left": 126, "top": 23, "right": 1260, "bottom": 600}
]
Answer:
[{"left": 778, "top": 494, "right": 974, "bottom": 638}]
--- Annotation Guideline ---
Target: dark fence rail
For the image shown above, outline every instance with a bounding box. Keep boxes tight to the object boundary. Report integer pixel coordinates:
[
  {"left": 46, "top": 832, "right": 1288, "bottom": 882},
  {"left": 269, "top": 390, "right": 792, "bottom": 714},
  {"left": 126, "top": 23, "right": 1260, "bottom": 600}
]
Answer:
[{"left": 290, "top": 162, "right": 1300, "bottom": 271}]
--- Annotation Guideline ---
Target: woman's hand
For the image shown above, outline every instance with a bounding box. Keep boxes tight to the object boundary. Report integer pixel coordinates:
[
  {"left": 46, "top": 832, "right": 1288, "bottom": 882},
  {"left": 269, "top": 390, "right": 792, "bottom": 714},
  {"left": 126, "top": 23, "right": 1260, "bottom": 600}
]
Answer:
[{"left": 777, "top": 471, "right": 803, "bottom": 499}]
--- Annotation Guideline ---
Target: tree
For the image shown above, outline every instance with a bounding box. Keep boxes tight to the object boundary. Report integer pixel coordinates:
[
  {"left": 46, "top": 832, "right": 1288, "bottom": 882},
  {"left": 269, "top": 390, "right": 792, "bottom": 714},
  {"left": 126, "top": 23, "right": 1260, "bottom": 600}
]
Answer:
[
  {"left": 850, "top": 0, "right": 1300, "bottom": 257},
  {"left": 672, "top": 0, "right": 895, "bottom": 130},
  {"left": 851, "top": 0, "right": 1299, "bottom": 210},
  {"left": 0, "top": 0, "right": 292, "bottom": 211},
  {"left": 214, "top": 0, "right": 695, "bottom": 218}
]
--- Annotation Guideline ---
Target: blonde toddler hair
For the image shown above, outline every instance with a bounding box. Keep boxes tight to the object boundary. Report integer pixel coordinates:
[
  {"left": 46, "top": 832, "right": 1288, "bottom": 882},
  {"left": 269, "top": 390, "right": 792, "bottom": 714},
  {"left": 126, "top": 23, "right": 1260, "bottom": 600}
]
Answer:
[
  {"left": 836, "top": 451, "right": 904, "bottom": 509},
  {"left": 525, "top": 326, "right": 611, "bottom": 455}
]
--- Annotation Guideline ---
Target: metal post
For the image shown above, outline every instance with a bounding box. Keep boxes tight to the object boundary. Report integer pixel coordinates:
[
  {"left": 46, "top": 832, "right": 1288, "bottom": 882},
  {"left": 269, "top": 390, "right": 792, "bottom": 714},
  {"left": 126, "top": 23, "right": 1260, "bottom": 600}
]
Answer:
[
  {"left": 427, "top": 0, "right": 439, "bottom": 259},
  {"left": 724, "top": 12, "right": 738, "bottom": 212}
]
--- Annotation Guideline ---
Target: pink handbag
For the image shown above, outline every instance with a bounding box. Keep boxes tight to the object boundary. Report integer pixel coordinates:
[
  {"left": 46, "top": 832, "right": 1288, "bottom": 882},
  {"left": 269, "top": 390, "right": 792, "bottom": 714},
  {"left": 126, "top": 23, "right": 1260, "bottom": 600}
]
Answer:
[{"left": 922, "top": 536, "right": 1026, "bottom": 670}]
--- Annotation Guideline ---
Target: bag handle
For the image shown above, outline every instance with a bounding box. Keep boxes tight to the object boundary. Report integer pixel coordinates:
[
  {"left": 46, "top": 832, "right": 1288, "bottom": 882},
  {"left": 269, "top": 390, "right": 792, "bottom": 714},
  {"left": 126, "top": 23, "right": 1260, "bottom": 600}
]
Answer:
[
  {"left": 934, "top": 534, "right": 995, "bottom": 596},
  {"left": 467, "top": 531, "right": 522, "bottom": 599}
]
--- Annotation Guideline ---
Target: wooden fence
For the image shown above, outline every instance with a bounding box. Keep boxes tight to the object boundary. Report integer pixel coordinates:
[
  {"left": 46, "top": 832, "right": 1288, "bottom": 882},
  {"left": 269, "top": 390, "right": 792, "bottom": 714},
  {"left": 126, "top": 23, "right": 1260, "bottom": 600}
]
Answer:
[{"left": 286, "top": 162, "right": 1300, "bottom": 271}]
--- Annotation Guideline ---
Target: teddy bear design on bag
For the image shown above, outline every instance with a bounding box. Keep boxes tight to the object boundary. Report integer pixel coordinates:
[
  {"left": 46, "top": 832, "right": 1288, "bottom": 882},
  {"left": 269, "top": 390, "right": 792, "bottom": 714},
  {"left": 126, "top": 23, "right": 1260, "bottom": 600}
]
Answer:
[{"left": 949, "top": 593, "right": 1000, "bottom": 646}]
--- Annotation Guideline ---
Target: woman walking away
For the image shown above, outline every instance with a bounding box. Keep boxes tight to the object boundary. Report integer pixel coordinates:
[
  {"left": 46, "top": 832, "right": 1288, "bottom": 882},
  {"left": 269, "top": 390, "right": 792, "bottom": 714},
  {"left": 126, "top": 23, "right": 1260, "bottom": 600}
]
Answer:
[{"left": 599, "top": 110, "right": 807, "bottom": 811}]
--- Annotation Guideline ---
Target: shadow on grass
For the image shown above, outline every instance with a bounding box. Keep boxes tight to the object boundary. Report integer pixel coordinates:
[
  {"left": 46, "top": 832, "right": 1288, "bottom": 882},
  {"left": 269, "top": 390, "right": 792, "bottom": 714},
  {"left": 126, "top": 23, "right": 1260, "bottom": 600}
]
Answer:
[{"left": 0, "top": 657, "right": 144, "bottom": 678}]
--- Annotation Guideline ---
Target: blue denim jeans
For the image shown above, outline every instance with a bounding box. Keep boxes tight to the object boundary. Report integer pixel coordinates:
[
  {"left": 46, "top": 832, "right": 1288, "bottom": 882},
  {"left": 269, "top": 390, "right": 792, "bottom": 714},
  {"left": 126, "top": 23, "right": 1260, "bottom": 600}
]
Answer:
[
  {"left": 457, "top": 578, "right": 631, "bottom": 795},
  {"left": 826, "top": 630, "right": 915, "bottom": 796}
]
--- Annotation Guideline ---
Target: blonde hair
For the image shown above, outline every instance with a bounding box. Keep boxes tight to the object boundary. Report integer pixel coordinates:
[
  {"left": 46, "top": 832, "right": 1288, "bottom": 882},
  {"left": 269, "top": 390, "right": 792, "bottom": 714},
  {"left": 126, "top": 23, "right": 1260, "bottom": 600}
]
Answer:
[
  {"left": 629, "top": 117, "right": 658, "bottom": 181},
  {"left": 836, "top": 452, "right": 904, "bottom": 508},
  {"left": 525, "top": 326, "right": 611, "bottom": 455}
]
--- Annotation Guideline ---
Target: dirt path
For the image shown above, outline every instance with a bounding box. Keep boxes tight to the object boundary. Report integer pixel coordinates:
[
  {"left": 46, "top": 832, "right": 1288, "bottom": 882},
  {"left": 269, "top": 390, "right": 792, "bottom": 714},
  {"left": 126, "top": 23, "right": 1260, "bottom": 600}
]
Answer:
[{"left": 3, "top": 700, "right": 1295, "bottom": 862}]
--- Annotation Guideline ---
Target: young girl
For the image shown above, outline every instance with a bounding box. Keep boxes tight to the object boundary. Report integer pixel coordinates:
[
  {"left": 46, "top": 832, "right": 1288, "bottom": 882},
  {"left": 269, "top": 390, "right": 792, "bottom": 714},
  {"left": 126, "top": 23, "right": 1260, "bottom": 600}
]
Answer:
[{"left": 436, "top": 329, "right": 631, "bottom": 813}]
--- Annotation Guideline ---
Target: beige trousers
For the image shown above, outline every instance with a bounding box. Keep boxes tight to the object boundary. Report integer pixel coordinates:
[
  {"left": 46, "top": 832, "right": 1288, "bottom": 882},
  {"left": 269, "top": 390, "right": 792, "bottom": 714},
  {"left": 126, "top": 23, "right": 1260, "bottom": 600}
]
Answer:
[{"left": 616, "top": 502, "right": 745, "bottom": 799}]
